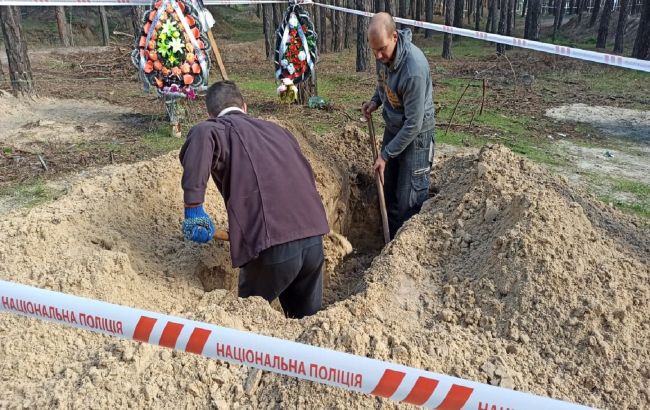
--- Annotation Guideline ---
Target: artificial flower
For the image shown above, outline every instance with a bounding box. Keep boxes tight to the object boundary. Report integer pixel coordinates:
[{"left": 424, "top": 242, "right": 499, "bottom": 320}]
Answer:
[
  {"left": 289, "top": 14, "right": 299, "bottom": 28},
  {"left": 161, "top": 21, "right": 177, "bottom": 37},
  {"left": 170, "top": 37, "right": 184, "bottom": 53}
]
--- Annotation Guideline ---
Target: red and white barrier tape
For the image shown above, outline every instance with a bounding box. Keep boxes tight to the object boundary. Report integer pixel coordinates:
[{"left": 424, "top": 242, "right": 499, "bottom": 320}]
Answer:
[
  {"left": 313, "top": 2, "right": 650, "bottom": 73},
  {"left": 0, "top": 0, "right": 302, "bottom": 5},
  {"left": 0, "top": 279, "right": 593, "bottom": 409}
]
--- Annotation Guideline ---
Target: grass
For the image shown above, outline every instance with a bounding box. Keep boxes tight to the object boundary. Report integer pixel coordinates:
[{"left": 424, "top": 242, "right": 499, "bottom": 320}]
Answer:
[
  {"left": 420, "top": 37, "right": 495, "bottom": 59},
  {"left": 212, "top": 6, "right": 264, "bottom": 42},
  {"left": 599, "top": 194, "right": 650, "bottom": 219},
  {"left": 613, "top": 179, "right": 650, "bottom": 198},
  {"left": 540, "top": 33, "right": 598, "bottom": 50},
  {"left": 582, "top": 172, "right": 650, "bottom": 219},
  {"left": 142, "top": 125, "right": 185, "bottom": 152},
  {"left": 231, "top": 73, "right": 278, "bottom": 99},
  {"left": 0, "top": 178, "right": 65, "bottom": 209}
]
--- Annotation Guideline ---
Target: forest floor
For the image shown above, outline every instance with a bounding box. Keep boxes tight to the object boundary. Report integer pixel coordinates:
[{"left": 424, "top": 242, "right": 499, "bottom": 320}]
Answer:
[{"left": 1, "top": 5, "right": 648, "bottom": 219}]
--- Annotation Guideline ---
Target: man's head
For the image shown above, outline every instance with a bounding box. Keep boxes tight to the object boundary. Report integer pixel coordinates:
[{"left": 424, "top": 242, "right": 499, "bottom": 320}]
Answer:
[
  {"left": 368, "top": 12, "right": 398, "bottom": 65},
  {"left": 205, "top": 80, "right": 246, "bottom": 118}
]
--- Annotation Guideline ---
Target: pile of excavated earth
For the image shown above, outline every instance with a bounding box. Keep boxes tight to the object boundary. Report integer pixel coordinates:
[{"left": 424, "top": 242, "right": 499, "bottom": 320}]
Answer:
[{"left": 1, "top": 116, "right": 648, "bottom": 409}]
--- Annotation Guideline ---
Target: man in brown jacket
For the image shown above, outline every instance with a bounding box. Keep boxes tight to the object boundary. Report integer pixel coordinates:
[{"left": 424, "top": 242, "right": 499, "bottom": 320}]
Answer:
[{"left": 179, "top": 80, "right": 329, "bottom": 319}]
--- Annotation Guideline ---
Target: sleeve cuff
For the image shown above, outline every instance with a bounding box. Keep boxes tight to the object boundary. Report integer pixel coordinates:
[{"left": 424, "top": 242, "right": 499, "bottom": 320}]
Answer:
[
  {"left": 381, "top": 148, "right": 390, "bottom": 161},
  {"left": 183, "top": 189, "right": 206, "bottom": 206}
]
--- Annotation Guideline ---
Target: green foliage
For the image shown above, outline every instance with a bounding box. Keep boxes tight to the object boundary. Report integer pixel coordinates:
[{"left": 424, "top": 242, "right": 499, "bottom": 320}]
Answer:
[{"left": 0, "top": 179, "right": 65, "bottom": 209}]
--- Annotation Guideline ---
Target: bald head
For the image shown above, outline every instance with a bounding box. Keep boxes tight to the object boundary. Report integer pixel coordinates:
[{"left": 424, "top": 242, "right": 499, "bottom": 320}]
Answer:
[
  {"left": 368, "top": 12, "right": 396, "bottom": 40},
  {"left": 368, "top": 12, "right": 398, "bottom": 64}
]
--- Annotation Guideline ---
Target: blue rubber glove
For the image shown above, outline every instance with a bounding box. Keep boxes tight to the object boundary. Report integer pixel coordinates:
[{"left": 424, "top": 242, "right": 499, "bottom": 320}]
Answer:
[{"left": 182, "top": 205, "right": 215, "bottom": 243}]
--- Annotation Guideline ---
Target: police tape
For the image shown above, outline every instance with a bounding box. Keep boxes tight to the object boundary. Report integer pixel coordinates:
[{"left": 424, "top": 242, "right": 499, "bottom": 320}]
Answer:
[
  {"left": 0, "top": 279, "right": 593, "bottom": 409},
  {"left": 0, "top": 0, "right": 303, "bottom": 5},
  {"left": 313, "top": 2, "right": 650, "bottom": 73}
]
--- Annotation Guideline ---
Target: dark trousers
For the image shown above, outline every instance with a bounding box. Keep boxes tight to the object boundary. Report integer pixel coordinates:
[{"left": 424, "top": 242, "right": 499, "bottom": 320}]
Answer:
[
  {"left": 383, "top": 130, "right": 434, "bottom": 239},
  {"left": 238, "top": 236, "right": 324, "bottom": 319}
]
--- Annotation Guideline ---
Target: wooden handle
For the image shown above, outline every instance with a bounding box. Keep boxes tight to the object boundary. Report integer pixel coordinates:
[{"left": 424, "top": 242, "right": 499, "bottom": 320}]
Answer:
[
  {"left": 364, "top": 106, "right": 390, "bottom": 245},
  {"left": 207, "top": 30, "right": 229, "bottom": 81},
  {"left": 214, "top": 229, "right": 230, "bottom": 241}
]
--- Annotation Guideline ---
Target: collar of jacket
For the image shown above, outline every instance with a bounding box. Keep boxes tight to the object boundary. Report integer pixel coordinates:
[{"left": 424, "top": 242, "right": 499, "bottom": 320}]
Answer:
[
  {"left": 217, "top": 107, "right": 247, "bottom": 117},
  {"left": 388, "top": 29, "right": 412, "bottom": 72}
]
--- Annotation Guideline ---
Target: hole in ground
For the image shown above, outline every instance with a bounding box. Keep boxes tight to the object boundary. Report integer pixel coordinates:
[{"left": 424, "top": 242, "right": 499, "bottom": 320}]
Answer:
[{"left": 195, "top": 169, "right": 385, "bottom": 310}]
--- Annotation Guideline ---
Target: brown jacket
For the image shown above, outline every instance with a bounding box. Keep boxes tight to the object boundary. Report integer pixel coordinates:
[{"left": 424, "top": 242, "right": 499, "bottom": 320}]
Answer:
[{"left": 179, "top": 112, "right": 329, "bottom": 267}]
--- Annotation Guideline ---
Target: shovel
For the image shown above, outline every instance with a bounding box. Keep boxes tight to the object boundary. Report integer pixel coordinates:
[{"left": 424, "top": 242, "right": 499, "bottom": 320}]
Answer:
[
  {"left": 362, "top": 109, "right": 391, "bottom": 245},
  {"left": 214, "top": 229, "right": 229, "bottom": 241}
]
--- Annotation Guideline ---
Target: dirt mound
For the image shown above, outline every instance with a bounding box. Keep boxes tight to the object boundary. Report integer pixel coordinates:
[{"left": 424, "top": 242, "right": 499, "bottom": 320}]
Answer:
[{"left": 1, "top": 135, "right": 648, "bottom": 409}]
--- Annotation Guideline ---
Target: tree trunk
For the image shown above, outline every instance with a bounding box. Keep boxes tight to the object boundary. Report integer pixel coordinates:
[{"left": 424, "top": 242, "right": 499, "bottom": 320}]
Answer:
[
  {"left": 442, "top": 0, "right": 454, "bottom": 58},
  {"left": 416, "top": 0, "right": 424, "bottom": 30},
  {"left": 0, "top": 6, "right": 35, "bottom": 96},
  {"left": 476, "top": 0, "right": 482, "bottom": 29},
  {"left": 130, "top": 6, "right": 145, "bottom": 38},
  {"left": 552, "top": 0, "right": 561, "bottom": 39},
  {"left": 345, "top": 0, "right": 354, "bottom": 49},
  {"left": 320, "top": 2, "right": 328, "bottom": 53},
  {"left": 632, "top": 0, "right": 650, "bottom": 59},
  {"left": 55, "top": 6, "right": 70, "bottom": 47},
  {"left": 589, "top": 0, "right": 601, "bottom": 27},
  {"left": 558, "top": 0, "right": 567, "bottom": 27},
  {"left": 525, "top": 0, "right": 542, "bottom": 39},
  {"left": 262, "top": 4, "right": 274, "bottom": 60},
  {"left": 506, "top": 0, "right": 514, "bottom": 45},
  {"left": 497, "top": 0, "right": 507, "bottom": 54},
  {"left": 356, "top": 0, "right": 370, "bottom": 71},
  {"left": 99, "top": 6, "right": 110, "bottom": 46},
  {"left": 375, "top": 0, "right": 383, "bottom": 12},
  {"left": 576, "top": 0, "right": 584, "bottom": 22},
  {"left": 385, "top": 0, "right": 394, "bottom": 14},
  {"left": 522, "top": 0, "right": 528, "bottom": 17},
  {"left": 467, "top": 0, "right": 473, "bottom": 24},
  {"left": 273, "top": 2, "right": 283, "bottom": 30},
  {"left": 613, "top": 0, "right": 629, "bottom": 53},
  {"left": 490, "top": 0, "right": 499, "bottom": 31},
  {"left": 426, "top": 0, "right": 434, "bottom": 37},
  {"left": 596, "top": 0, "right": 614, "bottom": 48},
  {"left": 399, "top": 0, "right": 408, "bottom": 28},
  {"left": 334, "top": 0, "right": 345, "bottom": 52},
  {"left": 486, "top": 0, "right": 494, "bottom": 31},
  {"left": 454, "top": 0, "right": 465, "bottom": 29}
]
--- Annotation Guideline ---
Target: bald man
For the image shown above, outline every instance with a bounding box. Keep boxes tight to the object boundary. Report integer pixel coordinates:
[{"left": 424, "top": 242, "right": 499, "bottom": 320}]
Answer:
[{"left": 362, "top": 12, "right": 435, "bottom": 239}]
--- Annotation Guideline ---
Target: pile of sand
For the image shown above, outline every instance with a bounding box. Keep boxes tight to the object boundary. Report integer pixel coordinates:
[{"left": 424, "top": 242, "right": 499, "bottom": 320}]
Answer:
[{"left": 1, "top": 126, "right": 648, "bottom": 409}]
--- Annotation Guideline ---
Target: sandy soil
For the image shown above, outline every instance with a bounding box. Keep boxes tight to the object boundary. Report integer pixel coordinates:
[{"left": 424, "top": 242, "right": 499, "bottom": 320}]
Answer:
[
  {"left": 546, "top": 104, "right": 650, "bottom": 141},
  {"left": 1, "top": 113, "right": 649, "bottom": 409},
  {"left": 0, "top": 94, "right": 134, "bottom": 152}
]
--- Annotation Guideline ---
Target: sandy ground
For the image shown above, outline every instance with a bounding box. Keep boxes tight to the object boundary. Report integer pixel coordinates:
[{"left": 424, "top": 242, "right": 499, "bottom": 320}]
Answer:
[
  {"left": 0, "top": 94, "right": 134, "bottom": 152},
  {"left": 1, "top": 104, "right": 649, "bottom": 409},
  {"left": 546, "top": 104, "right": 650, "bottom": 141}
]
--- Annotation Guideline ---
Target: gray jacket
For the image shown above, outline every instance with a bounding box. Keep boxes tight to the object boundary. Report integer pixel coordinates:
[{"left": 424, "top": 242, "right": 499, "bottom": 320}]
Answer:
[{"left": 371, "top": 29, "right": 435, "bottom": 161}]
